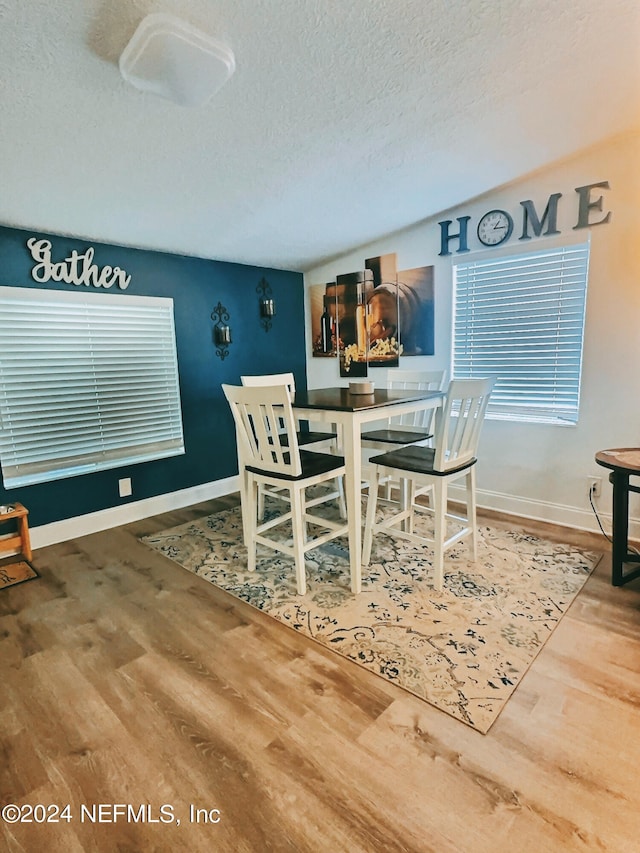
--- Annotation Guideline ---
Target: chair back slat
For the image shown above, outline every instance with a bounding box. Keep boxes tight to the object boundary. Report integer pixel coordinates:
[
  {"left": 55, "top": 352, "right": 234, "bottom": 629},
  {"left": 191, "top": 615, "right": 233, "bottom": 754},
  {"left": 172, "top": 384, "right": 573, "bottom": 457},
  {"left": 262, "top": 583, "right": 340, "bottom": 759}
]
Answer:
[
  {"left": 432, "top": 377, "right": 495, "bottom": 472},
  {"left": 387, "top": 369, "right": 447, "bottom": 429},
  {"left": 223, "top": 383, "right": 302, "bottom": 477},
  {"left": 241, "top": 373, "right": 296, "bottom": 433},
  {"left": 241, "top": 372, "right": 295, "bottom": 396}
]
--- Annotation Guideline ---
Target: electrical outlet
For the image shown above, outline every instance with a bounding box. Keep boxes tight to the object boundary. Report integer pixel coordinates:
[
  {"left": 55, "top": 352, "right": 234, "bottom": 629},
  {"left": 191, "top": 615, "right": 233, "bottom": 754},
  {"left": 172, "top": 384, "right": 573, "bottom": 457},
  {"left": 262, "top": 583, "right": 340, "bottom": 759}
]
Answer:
[
  {"left": 119, "top": 477, "right": 132, "bottom": 497},
  {"left": 587, "top": 476, "right": 602, "bottom": 499}
]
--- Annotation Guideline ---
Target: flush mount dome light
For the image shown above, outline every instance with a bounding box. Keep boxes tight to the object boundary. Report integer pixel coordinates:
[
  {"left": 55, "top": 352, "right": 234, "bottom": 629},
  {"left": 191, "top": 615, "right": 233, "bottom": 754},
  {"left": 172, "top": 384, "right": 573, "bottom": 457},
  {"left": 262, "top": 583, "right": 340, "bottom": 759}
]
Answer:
[{"left": 119, "top": 13, "right": 236, "bottom": 107}]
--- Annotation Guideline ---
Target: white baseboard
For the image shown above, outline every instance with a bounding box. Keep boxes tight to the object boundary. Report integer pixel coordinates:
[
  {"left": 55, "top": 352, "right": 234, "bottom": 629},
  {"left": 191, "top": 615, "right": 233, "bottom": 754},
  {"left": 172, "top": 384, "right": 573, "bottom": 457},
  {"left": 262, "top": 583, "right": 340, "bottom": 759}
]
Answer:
[
  {"left": 28, "top": 477, "right": 638, "bottom": 552},
  {"left": 30, "top": 476, "right": 240, "bottom": 549},
  {"left": 450, "top": 483, "right": 640, "bottom": 540}
]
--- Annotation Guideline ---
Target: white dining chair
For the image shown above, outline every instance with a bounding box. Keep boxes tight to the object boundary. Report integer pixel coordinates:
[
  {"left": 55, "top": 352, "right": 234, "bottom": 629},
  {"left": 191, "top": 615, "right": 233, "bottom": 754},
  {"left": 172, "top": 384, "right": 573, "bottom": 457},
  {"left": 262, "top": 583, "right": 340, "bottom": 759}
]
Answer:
[
  {"left": 241, "top": 372, "right": 339, "bottom": 451},
  {"left": 362, "top": 368, "right": 447, "bottom": 448},
  {"left": 362, "top": 377, "right": 496, "bottom": 591},
  {"left": 241, "top": 372, "right": 345, "bottom": 519},
  {"left": 223, "top": 383, "right": 349, "bottom": 595},
  {"left": 361, "top": 368, "right": 447, "bottom": 502}
]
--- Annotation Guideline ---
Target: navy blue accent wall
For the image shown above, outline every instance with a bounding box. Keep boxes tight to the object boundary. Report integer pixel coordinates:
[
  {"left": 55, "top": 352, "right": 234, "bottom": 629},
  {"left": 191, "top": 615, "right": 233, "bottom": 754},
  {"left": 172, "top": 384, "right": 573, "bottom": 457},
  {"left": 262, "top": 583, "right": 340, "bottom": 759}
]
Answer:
[{"left": 0, "top": 225, "right": 306, "bottom": 526}]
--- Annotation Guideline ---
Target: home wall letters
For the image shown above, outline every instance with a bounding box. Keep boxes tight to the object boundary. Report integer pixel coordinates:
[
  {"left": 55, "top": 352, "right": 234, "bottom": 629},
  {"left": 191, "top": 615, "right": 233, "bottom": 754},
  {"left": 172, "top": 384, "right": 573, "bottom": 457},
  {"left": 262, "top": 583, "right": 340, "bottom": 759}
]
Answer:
[{"left": 438, "top": 181, "right": 611, "bottom": 256}]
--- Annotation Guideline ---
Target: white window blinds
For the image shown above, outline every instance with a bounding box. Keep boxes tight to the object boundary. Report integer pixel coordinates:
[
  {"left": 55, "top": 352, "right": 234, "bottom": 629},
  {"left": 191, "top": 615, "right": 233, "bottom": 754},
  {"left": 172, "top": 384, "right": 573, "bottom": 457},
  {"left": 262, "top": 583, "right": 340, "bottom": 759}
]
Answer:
[
  {"left": 453, "top": 242, "right": 590, "bottom": 425},
  {"left": 0, "top": 287, "right": 185, "bottom": 488}
]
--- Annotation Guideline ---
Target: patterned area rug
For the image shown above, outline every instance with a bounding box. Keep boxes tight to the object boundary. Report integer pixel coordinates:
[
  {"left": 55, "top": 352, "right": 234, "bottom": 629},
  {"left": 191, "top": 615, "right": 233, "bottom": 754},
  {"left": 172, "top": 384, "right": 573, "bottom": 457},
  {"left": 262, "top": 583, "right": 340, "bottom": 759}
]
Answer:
[
  {"left": 141, "top": 502, "right": 600, "bottom": 733},
  {"left": 0, "top": 560, "right": 38, "bottom": 590}
]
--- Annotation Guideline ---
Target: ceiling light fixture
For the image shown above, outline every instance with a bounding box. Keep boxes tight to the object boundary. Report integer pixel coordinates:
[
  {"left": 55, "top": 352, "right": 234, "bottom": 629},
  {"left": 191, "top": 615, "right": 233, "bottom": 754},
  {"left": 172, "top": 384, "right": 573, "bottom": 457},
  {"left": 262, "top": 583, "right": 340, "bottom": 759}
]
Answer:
[{"left": 119, "top": 13, "right": 236, "bottom": 108}]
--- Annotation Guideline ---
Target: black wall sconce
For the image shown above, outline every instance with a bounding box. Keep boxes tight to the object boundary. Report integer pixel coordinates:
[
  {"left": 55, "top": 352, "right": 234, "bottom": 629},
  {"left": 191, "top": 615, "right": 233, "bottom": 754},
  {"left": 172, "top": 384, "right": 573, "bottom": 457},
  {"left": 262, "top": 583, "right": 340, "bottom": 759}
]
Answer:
[
  {"left": 257, "top": 277, "right": 275, "bottom": 332},
  {"left": 211, "top": 301, "right": 232, "bottom": 360}
]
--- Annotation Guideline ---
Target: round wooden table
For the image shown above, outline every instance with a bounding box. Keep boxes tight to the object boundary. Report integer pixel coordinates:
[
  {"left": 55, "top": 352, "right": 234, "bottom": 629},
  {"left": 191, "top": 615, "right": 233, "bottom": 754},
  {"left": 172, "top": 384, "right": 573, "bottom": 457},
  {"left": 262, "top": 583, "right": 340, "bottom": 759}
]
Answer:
[{"left": 595, "top": 448, "right": 640, "bottom": 586}]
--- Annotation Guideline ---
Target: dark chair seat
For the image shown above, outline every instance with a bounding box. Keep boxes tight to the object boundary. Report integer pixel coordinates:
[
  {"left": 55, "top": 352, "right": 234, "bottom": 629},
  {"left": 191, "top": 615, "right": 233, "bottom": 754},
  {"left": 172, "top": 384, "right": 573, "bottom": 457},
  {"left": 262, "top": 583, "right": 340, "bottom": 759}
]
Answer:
[
  {"left": 247, "top": 449, "right": 345, "bottom": 482},
  {"left": 296, "top": 429, "right": 338, "bottom": 446},
  {"left": 370, "top": 445, "right": 476, "bottom": 477},
  {"left": 361, "top": 427, "right": 432, "bottom": 445},
  {"left": 270, "top": 430, "right": 337, "bottom": 448}
]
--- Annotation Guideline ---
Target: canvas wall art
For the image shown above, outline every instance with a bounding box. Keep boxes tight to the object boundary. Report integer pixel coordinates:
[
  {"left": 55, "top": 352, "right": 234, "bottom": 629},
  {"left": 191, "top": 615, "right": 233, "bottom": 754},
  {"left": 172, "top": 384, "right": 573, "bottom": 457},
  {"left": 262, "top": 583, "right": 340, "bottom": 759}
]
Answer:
[
  {"left": 310, "top": 283, "right": 337, "bottom": 357},
  {"left": 311, "top": 252, "right": 435, "bottom": 375}
]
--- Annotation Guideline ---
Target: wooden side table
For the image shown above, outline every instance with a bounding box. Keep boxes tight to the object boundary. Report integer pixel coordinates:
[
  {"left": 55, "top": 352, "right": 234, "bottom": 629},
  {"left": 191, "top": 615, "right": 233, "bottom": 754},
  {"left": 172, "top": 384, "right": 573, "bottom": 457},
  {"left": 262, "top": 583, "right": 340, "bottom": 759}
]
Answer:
[
  {"left": 0, "top": 502, "right": 32, "bottom": 562},
  {"left": 595, "top": 449, "right": 640, "bottom": 586}
]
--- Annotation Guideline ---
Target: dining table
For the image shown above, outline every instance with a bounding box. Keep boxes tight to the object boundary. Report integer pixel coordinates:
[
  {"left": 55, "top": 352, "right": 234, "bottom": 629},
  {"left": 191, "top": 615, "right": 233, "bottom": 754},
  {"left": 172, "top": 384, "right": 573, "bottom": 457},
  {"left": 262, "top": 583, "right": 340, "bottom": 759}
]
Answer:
[{"left": 293, "top": 385, "right": 445, "bottom": 594}]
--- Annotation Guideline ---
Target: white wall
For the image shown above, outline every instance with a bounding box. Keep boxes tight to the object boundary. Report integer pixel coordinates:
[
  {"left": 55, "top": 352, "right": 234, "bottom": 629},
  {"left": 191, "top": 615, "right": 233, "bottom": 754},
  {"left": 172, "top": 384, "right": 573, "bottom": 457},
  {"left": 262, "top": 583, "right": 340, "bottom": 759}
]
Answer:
[{"left": 304, "top": 131, "right": 640, "bottom": 536}]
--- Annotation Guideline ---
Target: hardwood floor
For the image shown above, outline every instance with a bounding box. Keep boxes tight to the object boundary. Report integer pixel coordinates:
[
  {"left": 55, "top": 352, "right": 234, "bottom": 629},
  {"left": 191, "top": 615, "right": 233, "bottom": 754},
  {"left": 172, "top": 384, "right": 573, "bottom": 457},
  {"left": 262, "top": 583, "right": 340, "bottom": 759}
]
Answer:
[{"left": 1, "top": 495, "right": 639, "bottom": 852}]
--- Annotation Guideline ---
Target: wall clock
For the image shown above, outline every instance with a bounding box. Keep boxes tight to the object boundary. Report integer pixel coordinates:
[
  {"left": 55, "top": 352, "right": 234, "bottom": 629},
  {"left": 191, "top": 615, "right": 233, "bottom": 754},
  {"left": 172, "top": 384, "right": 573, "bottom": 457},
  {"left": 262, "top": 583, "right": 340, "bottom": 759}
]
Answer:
[{"left": 476, "top": 209, "right": 513, "bottom": 246}]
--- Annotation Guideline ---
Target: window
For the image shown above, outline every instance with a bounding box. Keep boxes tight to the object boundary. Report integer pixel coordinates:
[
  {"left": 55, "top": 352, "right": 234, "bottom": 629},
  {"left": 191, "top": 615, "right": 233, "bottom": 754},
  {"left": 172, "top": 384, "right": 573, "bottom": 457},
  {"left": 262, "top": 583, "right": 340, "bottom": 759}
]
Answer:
[
  {"left": 0, "top": 287, "right": 185, "bottom": 488},
  {"left": 452, "top": 241, "right": 590, "bottom": 425}
]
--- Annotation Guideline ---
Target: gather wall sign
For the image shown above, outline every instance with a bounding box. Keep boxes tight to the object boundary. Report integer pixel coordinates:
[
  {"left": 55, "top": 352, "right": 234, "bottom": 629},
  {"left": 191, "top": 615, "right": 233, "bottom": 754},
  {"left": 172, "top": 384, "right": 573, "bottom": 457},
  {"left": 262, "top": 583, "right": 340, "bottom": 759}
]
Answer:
[{"left": 26, "top": 237, "right": 132, "bottom": 290}]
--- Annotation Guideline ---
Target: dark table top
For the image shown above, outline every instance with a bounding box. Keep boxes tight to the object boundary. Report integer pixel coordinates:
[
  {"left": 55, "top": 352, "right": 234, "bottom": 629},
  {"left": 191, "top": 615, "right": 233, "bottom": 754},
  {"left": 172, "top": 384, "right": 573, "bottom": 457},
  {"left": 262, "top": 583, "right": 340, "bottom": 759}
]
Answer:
[{"left": 293, "top": 386, "right": 443, "bottom": 412}]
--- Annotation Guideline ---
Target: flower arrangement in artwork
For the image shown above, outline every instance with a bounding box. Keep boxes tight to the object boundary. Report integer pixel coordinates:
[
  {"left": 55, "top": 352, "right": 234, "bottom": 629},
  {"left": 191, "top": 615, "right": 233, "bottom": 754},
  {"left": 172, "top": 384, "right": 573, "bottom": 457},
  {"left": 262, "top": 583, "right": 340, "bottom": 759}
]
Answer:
[{"left": 342, "top": 337, "right": 403, "bottom": 372}]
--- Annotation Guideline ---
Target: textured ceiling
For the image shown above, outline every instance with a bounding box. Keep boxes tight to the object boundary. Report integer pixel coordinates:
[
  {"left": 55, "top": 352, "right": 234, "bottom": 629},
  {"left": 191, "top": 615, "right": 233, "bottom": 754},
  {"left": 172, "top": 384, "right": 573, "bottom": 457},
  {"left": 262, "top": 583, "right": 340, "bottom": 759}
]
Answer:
[{"left": 1, "top": 0, "right": 639, "bottom": 271}]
